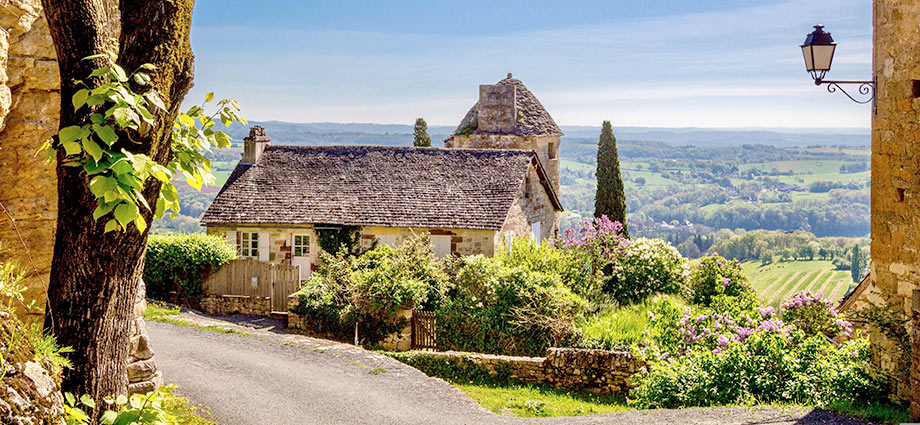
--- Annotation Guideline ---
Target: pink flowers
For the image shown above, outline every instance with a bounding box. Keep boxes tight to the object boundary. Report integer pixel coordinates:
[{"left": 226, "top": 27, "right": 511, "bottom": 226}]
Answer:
[{"left": 721, "top": 277, "right": 731, "bottom": 288}]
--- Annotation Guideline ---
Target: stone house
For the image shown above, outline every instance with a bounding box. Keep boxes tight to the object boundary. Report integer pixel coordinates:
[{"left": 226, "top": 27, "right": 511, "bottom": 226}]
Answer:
[{"left": 201, "top": 126, "right": 562, "bottom": 280}]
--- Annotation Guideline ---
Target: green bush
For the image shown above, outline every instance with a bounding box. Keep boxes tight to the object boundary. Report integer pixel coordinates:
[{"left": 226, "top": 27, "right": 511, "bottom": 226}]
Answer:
[
  {"left": 436, "top": 254, "right": 587, "bottom": 356},
  {"left": 291, "top": 234, "right": 446, "bottom": 345},
  {"left": 144, "top": 234, "right": 235, "bottom": 304},
  {"left": 603, "top": 238, "right": 688, "bottom": 304},
  {"left": 498, "top": 239, "right": 596, "bottom": 297},
  {"left": 629, "top": 331, "right": 884, "bottom": 409},
  {"left": 629, "top": 290, "right": 886, "bottom": 411},
  {"left": 688, "top": 254, "right": 756, "bottom": 306},
  {"left": 386, "top": 351, "right": 513, "bottom": 386}
]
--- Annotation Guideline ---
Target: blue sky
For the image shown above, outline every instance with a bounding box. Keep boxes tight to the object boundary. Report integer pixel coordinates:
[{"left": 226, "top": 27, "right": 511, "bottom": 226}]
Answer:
[{"left": 187, "top": 0, "right": 872, "bottom": 129}]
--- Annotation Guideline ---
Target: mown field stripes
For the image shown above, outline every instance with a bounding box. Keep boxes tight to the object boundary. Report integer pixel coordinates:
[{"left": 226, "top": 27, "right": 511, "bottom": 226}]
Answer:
[
  {"left": 760, "top": 271, "right": 801, "bottom": 301},
  {"left": 766, "top": 271, "right": 807, "bottom": 302}
]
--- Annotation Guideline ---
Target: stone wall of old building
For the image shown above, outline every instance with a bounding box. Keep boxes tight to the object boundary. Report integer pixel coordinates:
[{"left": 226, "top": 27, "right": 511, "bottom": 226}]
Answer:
[
  {"left": 207, "top": 225, "right": 500, "bottom": 270},
  {"left": 0, "top": 0, "right": 60, "bottom": 317},
  {"left": 500, "top": 163, "right": 558, "bottom": 244},
  {"left": 870, "top": 0, "right": 920, "bottom": 401}
]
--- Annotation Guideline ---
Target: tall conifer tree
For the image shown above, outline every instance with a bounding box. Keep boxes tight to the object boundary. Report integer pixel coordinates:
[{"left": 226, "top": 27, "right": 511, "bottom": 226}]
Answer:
[
  {"left": 594, "top": 120, "right": 628, "bottom": 236},
  {"left": 413, "top": 117, "right": 431, "bottom": 147}
]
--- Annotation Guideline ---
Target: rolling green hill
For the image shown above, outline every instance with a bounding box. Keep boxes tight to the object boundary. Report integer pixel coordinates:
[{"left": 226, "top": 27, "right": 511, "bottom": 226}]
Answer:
[{"left": 742, "top": 260, "right": 857, "bottom": 307}]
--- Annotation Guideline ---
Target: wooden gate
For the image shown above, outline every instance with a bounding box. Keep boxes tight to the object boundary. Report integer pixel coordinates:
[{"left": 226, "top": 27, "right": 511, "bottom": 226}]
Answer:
[
  {"left": 412, "top": 310, "right": 437, "bottom": 350},
  {"left": 201, "top": 258, "right": 301, "bottom": 314},
  {"left": 271, "top": 264, "right": 300, "bottom": 313}
]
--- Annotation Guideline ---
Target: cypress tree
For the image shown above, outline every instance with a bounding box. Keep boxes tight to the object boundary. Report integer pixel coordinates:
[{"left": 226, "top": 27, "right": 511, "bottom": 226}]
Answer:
[
  {"left": 594, "top": 120, "right": 628, "bottom": 236},
  {"left": 413, "top": 117, "right": 431, "bottom": 147}
]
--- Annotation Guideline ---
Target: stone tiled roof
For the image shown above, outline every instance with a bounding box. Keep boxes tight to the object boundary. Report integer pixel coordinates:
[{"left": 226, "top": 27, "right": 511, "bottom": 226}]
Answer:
[
  {"left": 201, "top": 145, "right": 562, "bottom": 230},
  {"left": 453, "top": 75, "right": 562, "bottom": 137}
]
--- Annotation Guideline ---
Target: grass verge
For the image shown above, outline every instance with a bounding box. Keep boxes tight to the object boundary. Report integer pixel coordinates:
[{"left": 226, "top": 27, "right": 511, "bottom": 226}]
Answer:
[
  {"left": 456, "top": 382, "right": 629, "bottom": 417},
  {"left": 144, "top": 301, "right": 253, "bottom": 337},
  {"left": 823, "top": 400, "right": 910, "bottom": 425},
  {"left": 159, "top": 385, "right": 218, "bottom": 425}
]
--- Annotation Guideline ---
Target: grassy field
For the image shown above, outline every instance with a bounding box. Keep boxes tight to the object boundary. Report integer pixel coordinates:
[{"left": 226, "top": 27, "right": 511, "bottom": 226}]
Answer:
[{"left": 742, "top": 260, "right": 857, "bottom": 306}]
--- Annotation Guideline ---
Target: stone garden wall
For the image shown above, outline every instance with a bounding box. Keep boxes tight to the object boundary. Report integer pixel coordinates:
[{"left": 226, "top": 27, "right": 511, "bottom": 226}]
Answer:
[
  {"left": 394, "top": 348, "right": 642, "bottom": 395},
  {"left": 200, "top": 294, "right": 272, "bottom": 317}
]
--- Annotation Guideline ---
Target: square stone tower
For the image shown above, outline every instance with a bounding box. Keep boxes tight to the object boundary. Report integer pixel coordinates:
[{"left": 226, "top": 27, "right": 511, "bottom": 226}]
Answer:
[{"left": 445, "top": 74, "right": 563, "bottom": 235}]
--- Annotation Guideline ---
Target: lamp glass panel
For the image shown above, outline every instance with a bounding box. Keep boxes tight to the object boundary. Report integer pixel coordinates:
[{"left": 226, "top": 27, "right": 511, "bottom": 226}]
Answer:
[
  {"left": 801, "top": 45, "right": 814, "bottom": 71},
  {"left": 811, "top": 44, "right": 835, "bottom": 71}
]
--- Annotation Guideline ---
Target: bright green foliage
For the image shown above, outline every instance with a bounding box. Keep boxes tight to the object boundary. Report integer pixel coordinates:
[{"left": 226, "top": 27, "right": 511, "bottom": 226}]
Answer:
[
  {"left": 497, "top": 239, "right": 596, "bottom": 297},
  {"left": 291, "top": 235, "right": 447, "bottom": 345},
  {"left": 41, "top": 51, "right": 244, "bottom": 233},
  {"left": 413, "top": 118, "right": 431, "bottom": 147},
  {"left": 144, "top": 234, "right": 236, "bottom": 303},
  {"left": 578, "top": 295, "right": 684, "bottom": 350},
  {"left": 688, "top": 254, "right": 756, "bottom": 306},
  {"left": 0, "top": 244, "right": 39, "bottom": 313},
  {"left": 456, "top": 383, "right": 629, "bottom": 418},
  {"left": 629, "top": 331, "right": 884, "bottom": 409},
  {"left": 65, "top": 386, "right": 215, "bottom": 425},
  {"left": 593, "top": 121, "right": 627, "bottom": 236},
  {"left": 628, "top": 288, "right": 885, "bottom": 410},
  {"left": 437, "top": 249, "right": 587, "bottom": 356},
  {"left": 603, "top": 238, "right": 689, "bottom": 304}
]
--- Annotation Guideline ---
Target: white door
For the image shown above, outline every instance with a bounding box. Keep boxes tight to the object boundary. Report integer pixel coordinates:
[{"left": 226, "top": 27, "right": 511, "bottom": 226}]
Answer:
[
  {"left": 431, "top": 235, "right": 452, "bottom": 258},
  {"left": 531, "top": 221, "right": 542, "bottom": 244},
  {"left": 291, "top": 234, "right": 312, "bottom": 281}
]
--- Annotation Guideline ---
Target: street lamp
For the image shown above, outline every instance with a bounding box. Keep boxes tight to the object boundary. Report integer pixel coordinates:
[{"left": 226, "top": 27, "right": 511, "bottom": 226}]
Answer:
[{"left": 800, "top": 24, "right": 875, "bottom": 106}]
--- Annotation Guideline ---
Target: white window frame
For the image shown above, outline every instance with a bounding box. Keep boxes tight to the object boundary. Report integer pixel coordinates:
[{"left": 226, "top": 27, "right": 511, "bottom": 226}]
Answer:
[
  {"left": 431, "top": 235, "right": 452, "bottom": 258},
  {"left": 292, "top": 234, "right": 310, "bottom": 258},
  {"left": 531, "top": 221, "right": 542, "bottom": 244},
  {"left": 504, "top": 231, "right": 514, "bottom": 252},
  {"left": 240, "top": 232, "right": 259, "bottom": 258}
]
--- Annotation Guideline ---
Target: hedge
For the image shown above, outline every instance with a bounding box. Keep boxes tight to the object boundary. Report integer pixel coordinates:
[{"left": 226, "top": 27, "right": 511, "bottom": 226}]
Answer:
[{"left": 144, "top": 233, "right": 235, "bottom": 304}]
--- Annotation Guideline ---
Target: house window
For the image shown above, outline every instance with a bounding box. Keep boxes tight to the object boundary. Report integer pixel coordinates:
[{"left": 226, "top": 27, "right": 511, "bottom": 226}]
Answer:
[
  {"left": 531, "top": 221, "right": 542, "bottom": 244},
  {"left": 524, "top": 176, "right": 531, "bottom": 199},
  {"left": 505, "top": 231, "right": 514, "bottom": 251},
  {"left": 240, "top": 232, "right": 259, "bottom": 258},
  {"left": 293, "top": 235, "right": 310, "bottom": 257},
  {"left": 377, "top": 234, "right": 398, "bottom": 248},
  {"left": 548, "top": 141, "right": 557, "bottom": 159},
  {"left": 431, "top": 235, "right": 452, "bottom": 258}
]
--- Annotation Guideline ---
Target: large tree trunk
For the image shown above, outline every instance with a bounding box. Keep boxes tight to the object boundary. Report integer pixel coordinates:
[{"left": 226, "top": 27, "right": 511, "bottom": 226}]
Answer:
[{"left": 41, "top": 0, "right": 194, "bottom": 413}]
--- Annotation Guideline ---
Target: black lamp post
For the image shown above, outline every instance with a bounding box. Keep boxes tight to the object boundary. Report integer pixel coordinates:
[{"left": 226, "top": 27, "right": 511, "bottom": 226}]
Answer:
[{"left": 800, "top": 24, "right": 875, "bottom": 106}]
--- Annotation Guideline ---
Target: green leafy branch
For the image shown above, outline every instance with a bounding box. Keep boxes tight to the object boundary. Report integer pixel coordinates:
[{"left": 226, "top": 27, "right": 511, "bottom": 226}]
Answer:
[{"left": 41, "top": 50, "right": 245, "bottom": 233}]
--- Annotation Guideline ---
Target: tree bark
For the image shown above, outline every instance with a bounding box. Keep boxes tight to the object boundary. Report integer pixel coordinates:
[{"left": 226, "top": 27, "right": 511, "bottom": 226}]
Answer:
[{"left": 41, "top": 0, "right": 195, "bottom": 413}]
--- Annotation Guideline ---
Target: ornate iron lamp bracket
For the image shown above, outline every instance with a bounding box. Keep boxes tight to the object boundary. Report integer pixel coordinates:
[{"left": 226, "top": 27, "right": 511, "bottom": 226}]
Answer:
[{"left": 814, "top": 78, "right": 877, "bottom": 111}]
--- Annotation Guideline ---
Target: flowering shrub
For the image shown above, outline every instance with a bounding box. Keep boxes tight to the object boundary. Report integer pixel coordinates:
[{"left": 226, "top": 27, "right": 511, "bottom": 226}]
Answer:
[
  {"left": 630, "top": 293, "right": 884, "bottom": 409},
  {"left": 781, "top": 290, "right": 852, "bottom": 338},
  {"left": 688, "top": 254, "right": 756, "bottom": 306},
  {"left": 559, "top": 215, "right": 630, "bottom": 274},
  {"left": 604, "top": 238, "right": 689, "bottom": 304},
  {"left": 630, "top": 331, "right": 883, "bottom": 408}
]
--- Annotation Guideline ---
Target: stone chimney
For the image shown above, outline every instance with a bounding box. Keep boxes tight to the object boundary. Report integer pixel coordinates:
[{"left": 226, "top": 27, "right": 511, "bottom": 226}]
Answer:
[
  {"left": 477, "top": 77, "right": 517, "bottom": 133},
  {"left": 242, "top": 126, "right": 271, "bottom": 163}
]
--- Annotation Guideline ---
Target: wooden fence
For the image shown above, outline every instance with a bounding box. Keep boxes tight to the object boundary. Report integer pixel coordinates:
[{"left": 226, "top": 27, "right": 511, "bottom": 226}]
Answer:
[{"left": 202, "top": 259, "right": 301, "bottom": 313}]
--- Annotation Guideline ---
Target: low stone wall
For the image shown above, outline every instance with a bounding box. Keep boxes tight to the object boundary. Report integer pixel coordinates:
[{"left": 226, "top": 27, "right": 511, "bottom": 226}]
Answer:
[
  {"left": 394, "top": 348, "right": 642, "bottom": 395},
  {"left": 200, "top": 294, "right": 271, "bottom": 316}
]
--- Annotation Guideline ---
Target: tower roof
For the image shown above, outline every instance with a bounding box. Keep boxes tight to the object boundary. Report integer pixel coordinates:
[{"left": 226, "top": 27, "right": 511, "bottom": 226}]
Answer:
[{"left": 452, "top": 74, "right": 562, "bottom": 138}]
